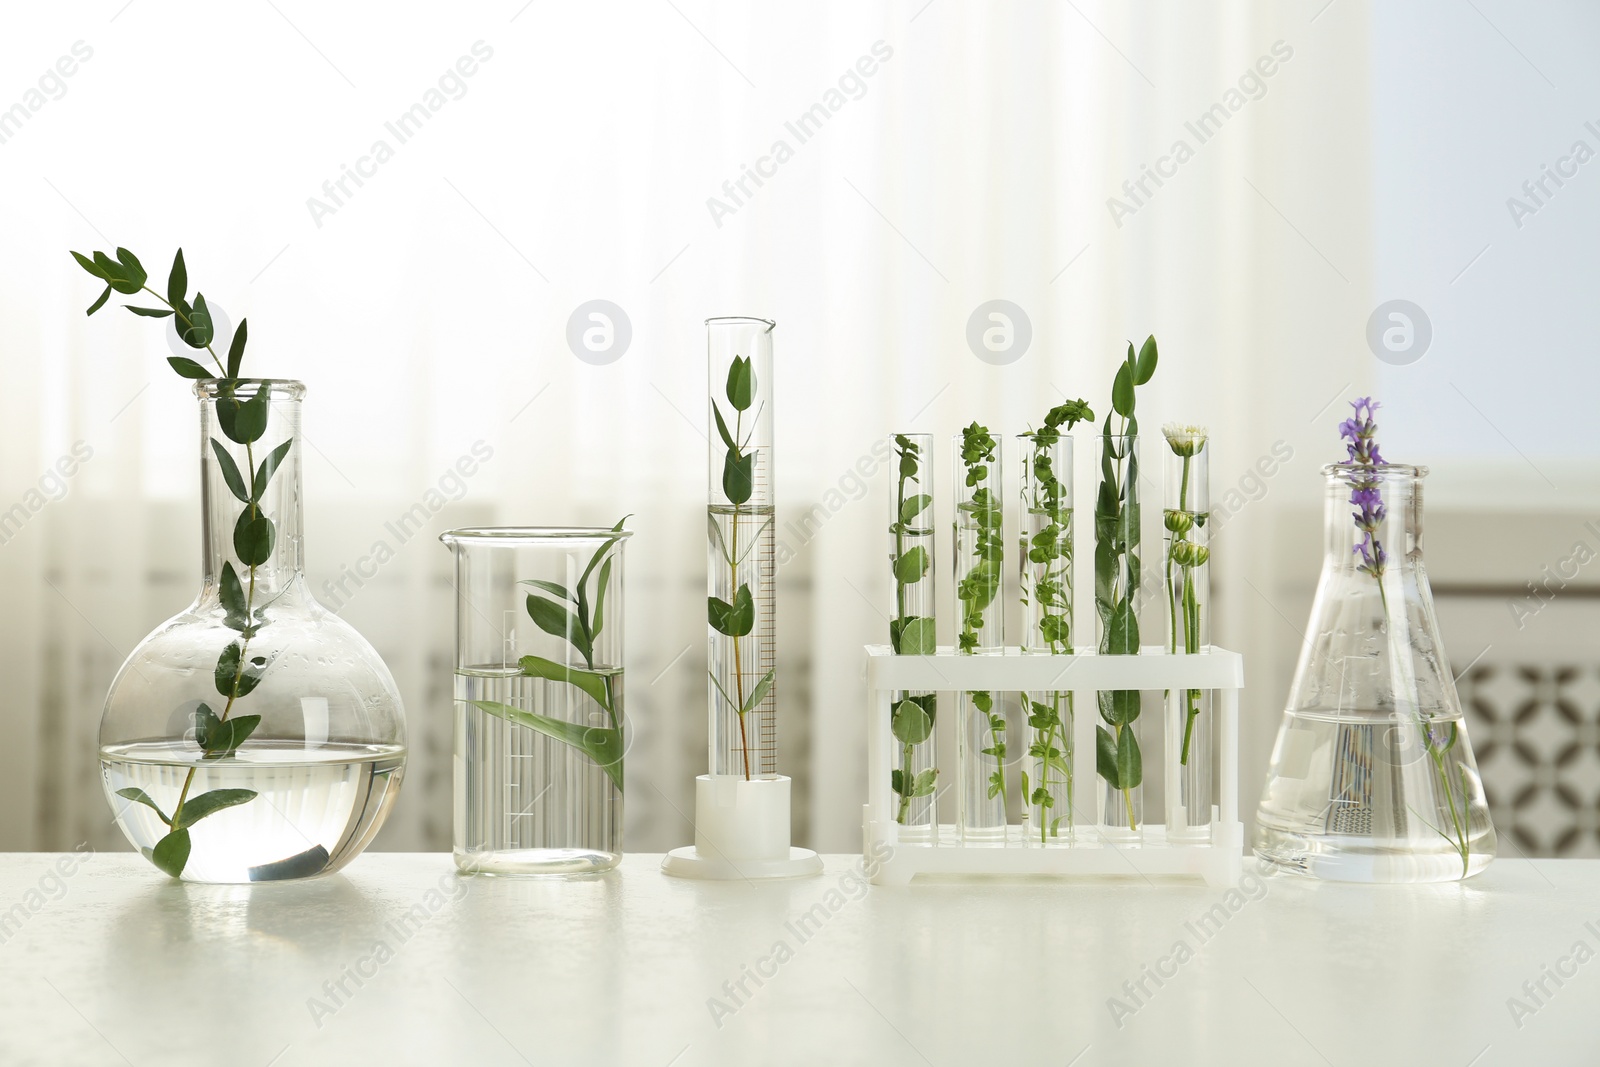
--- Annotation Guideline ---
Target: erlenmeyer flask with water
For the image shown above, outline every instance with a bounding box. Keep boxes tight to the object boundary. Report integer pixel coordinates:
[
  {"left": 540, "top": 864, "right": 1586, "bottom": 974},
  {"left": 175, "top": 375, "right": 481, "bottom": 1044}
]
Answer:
[{"left": 1254, "top": 458, "right": 1494, "bottom": 882}]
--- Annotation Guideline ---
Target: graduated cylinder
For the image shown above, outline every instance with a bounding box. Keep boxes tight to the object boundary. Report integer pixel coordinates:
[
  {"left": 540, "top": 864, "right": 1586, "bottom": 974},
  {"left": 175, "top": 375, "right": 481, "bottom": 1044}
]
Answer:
[
  {"left": 707, "top": 317, "right": 777, "bottom": 781},
  {"left": 954, "top": 427, "right": 1005, "bottom": 842},
  {"left": 888, "top": 433, "right": 938, "bottom": 839}
]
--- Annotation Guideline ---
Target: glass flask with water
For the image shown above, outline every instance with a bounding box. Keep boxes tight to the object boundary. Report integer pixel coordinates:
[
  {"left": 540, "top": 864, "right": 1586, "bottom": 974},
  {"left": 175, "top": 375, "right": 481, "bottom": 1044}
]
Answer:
[
  {"left": 100, "top": 381, "right": 407, "bottom": 883},
  {"left": 1254, "top": 463, "right": 1494, "bottom": 882},
  {"left": 441, "top": 525, "right": 630, "bottom": 876}
]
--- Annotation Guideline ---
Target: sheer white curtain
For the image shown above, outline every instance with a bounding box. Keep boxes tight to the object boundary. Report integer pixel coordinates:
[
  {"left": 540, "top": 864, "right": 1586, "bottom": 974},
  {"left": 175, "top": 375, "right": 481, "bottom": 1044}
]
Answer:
[{"left": 0, "top": 1, "right": 1371, "bottom": 853}]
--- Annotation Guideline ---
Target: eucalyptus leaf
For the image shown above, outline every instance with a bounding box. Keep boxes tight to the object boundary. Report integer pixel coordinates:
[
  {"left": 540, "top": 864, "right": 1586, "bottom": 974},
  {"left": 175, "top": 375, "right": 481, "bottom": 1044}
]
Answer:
[
  {"left": 86, "top": 285, "right": 112, "bottom": 316},
  {"left": 168, "top": 357, "right": 211, "bottom": 379},
  {"left": 167, "top": 248, "right": 187, "bottom": 306},
  {"left": 217, "top": 384, "right": 270, "bottom": 444},
  {"left": 707, "top": 584, "right": 754, "bottom": 637},
  {"left": 712, "top": 402, "right": 736, "bottom": 451},
  {"left": 126, "top": 306, "right": 174, "bottom": 318},
  {"left": 219, "top": 562, "right": 249, "bottom": 629},
  {"left": 722, "top": 449, "right": 754, "bottom": 505},
  {"left": 173, "top": 788, "right": 257, "bottom": 830},
  {"left": 115, "top": 787, "right": 171, "bottom": 826},
  {"left": 227, "top": 319, "right": 247, "bottom": 378},
  {"left": 233, "top": 511, "right": 275, "bottom": 566},
  {"left": 211, "top": 439, "right": 250, "bottom": 503},
  {"left": 251, "top": 439, "right": 293, "bottom": 502},
  {"left": 726, "top": 355, "right": 753, "bottom": 411},
  {"left": 740, "top": 666, "right": 776, "bottom": 716},
  {"left": 179, "top": 292, "right": 214, "bottom": 349},
  {"left": 150, "top": 828, "right": 191, "bottom": 877}
]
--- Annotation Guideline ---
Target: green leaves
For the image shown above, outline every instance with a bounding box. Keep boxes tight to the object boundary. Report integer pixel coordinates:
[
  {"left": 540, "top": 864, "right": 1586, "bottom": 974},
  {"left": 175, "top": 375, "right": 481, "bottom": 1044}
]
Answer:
[
  {"left": 708, "top": 584, "right": 755, "bottom": 638},
  {"left": 252, "top": 439, "right": 292, "bottom": 502},
  {"left": 891, "top": 695, "right": 934, "bottom": 745},
  {"left": 167, "top": 248, "right": 187, "bottom": 307},
  {"left": 1135, "top": 335, "right": 1158, "bottom": 384},
  {"left": 722, "top": 450, "right": 754, "bottom": 505},
  {"left": 1095, "top": 724, "right": 1142, "bottom": 793},
  {"left": 889, "top": 616, "right": 936, "bottom": 655},
  {"left": 211, "top": 439, "right": 250, "bottom": 502},
  {"left": 216, "top": 384, "right": 269, "bottom": 444},
  {"left": 233, "top": 510, "right": 275, "bottom": 566},
  {"left": 115, "top": 787, "right": 171, "bottom": 826},
  {"left": 713, "top": 403, "right": 736, "bottom": 452},
  {"left": 521, "top": 579, "right": 572, "bottom": 602},
  {"left": 176, "top": 292, "right": 214, "bottom": 349},
  {"left": 725, "top": 355, "right": 753, "bottom": 410},
  {"left": 194, "top": 702, "right": 260, "bottom": 760},
  {"left": 172, "top": 789, "right": 257, "bottom": 830},
  {"left": 519, "top": 655, "right": 613, "bottom": 712},
  {"left": 149, "top": 829, "right": 191, "bottom": 878},
  {"left": 125, "top": 305, "right": 174, "bottom": 318},
  {"left": 168, "top": 357, "right": 211, "bottom": 379},
  {"left": 1111, "top": 360, "right": 1135, "bottom": 418},
  {"left": 72, "top": 247, "right": 148, "bottom": 315},
  {"left": 470, "top": 699, "right": 624, "bottom": 793},
  {"left": 215, "top": 640, "right": 268, "bottom": 699},
  {"left": 893, "top": 545, "right": 929, "bottom": 585},
  {"left": 227, "top": 319, "right": 248, "bottom": 378},
  {"left": 526, "top": 593, "right": 590, "bottom": 663},
  {"left": 899, "top": 493, "right": 932, "bottom": 525}
]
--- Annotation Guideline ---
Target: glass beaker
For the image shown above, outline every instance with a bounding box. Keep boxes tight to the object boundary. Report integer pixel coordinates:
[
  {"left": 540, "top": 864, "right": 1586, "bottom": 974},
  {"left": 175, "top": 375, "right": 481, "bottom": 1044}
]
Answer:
[
  {"left": 888, "top": 432, "right": 938, "bottom": 841},
  {"left": 1019, "top": 430, "right": 1074, "bottom": 846},
  {"left": 441, "top": 525, "right": 631, "bottom": 876},
  {"left": 1254, "top": 464, "right": 1495, "bottom": 882},
  {"left": 100, "top": 380, "right": 406, "bottom": 884}
]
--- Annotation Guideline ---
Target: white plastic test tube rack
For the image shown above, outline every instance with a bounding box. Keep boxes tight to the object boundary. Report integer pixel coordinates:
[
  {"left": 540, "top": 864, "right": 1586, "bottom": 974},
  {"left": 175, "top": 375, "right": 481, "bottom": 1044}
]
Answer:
[{"left": 863, "top": 644, "right": 1245, "bottom": 886}]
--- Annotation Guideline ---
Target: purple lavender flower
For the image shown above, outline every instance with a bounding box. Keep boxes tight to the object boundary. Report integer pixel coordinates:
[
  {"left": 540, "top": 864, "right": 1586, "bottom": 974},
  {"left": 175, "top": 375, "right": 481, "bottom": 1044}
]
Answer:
[{"left": 1341, "top": 397, "right": 1386, "bottom": 579}]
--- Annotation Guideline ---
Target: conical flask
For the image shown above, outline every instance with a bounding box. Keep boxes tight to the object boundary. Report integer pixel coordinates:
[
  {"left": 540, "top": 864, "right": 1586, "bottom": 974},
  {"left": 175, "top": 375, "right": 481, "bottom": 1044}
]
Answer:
[{"left": 1254, "top": 462, "right": 1495, "bottom": 882}]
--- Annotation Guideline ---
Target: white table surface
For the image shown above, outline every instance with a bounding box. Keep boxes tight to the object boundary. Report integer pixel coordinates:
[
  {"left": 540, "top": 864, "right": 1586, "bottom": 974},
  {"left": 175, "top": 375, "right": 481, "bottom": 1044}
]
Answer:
[{"left": 0, "top": 852, "right": 1592, "bottom": 1066}]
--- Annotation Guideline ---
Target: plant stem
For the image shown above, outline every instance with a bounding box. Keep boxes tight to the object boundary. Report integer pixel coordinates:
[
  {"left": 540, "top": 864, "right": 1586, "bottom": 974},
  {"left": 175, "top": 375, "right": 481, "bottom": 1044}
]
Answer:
[
  {"left": 730, "top": 411, "right": 751, "bottom": 781},
  {"left": 172, "top": 438, "right": 258, "bottom": 829},
  {"left": 139, "top": 286, "right": 225, "bottom": 375}
]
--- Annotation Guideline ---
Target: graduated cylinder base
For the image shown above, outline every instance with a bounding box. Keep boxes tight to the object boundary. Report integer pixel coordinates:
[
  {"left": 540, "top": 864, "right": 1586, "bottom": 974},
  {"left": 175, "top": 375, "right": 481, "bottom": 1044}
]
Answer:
[{"left": 662, "top": 775, "right": 822, "bottom": 880}]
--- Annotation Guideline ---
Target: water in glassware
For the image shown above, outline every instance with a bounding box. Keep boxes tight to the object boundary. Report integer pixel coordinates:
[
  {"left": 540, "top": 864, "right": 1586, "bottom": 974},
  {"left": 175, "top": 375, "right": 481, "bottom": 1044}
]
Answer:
[
  {"left": 455, "top": 669, "right": 623, "bottom": 875},
  {"left": 101, "top": 741, "right": 404, "bottom": 883},
  {"left": 1254, "top": 707, "right": 1494, "bottom": 882}
]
